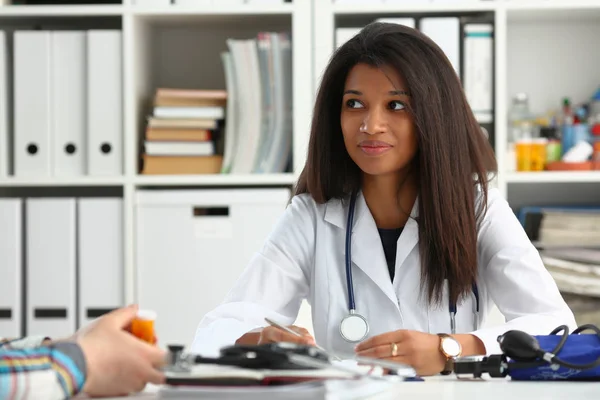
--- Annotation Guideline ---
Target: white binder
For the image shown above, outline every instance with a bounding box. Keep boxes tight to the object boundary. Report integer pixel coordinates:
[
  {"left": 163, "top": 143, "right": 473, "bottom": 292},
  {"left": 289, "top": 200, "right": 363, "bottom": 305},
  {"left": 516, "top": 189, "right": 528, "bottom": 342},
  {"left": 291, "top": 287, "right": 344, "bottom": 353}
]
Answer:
[
  {"left": 0, "top": 199, "right": 23, "bottom": 338},
  {"left": 463, "top": 24, "right": 494, "bottom": 124},
  {"left": 87, "top": 30, "right": 123, "bottom": 176},
  {"left": 14, "top": 31, "right": 52, "bottom": 177},
  {"left": 335, "top": 28, "right": 361, "bottom": 49},
  {"left": 78, "top": 198, "right": 124, "bottom": 327},
  {"left": 376, "top": 17, "right": 415, "bottom": 29},
  {"left": 52, "top": 31, "right": 87, "bottom": 177},
  {"left": 26, "top": 198, "right": 76, "bottom": 338},
  {"left": 0, "top": 31, "right": 7, "bottom": 177},
  {"left": 420, "top": 17, "right": 460, "bottom": 78}
]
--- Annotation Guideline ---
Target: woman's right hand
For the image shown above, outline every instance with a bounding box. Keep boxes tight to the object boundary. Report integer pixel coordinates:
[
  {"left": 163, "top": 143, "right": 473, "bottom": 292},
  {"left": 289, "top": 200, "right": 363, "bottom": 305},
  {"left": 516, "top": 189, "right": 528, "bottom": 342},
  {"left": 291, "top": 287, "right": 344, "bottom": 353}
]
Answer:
[
  {"left": 259, "top": 325, "right": 316, "bottom": 345},
  {"left": 236, "top": 325, "right": 316, "bottom": 346}
]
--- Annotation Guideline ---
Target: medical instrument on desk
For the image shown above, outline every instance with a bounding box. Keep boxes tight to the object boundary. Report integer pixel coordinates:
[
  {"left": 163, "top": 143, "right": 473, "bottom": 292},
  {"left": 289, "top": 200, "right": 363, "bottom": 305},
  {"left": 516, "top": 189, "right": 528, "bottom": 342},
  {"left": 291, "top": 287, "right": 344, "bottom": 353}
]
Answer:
[
  {"left": 166, "top": 342, "right": 329, "bottom": 372},
  {"left": 264, "top": 317, "right": 339, "bottom": 360},
  {"left": 163, "top": 342, "right": 417, "bottom": 384},
  {"left": 340, "top": 190, "right": 480, "bottom": 342},
  {"left": 453, "top": 323, "right": 600, "bottom": 381}
]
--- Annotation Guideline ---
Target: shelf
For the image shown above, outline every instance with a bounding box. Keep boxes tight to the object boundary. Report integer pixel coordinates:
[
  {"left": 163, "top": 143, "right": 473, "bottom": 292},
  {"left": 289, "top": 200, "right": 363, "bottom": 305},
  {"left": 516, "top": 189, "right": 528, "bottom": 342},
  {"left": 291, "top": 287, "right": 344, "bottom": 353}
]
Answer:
[
  {"left": 332, "top": 1, "right": 496, "bottom": 15},
  {"left": 0, "top": 177, "right": 125, "bottom": 187},
  {"left": 506, "top": 0, "right": 600, "bottom": 21},
  {"left": 132, "top": 3, "right": 293, "bottom": 21},
  {"left": 506, "top": 171, "right": 600, "bottom": 184},
  {"left": 0, "top": 5, "right": 124, "bottom": 17},
  {"left": 134, "top": 173, "right": 297, "bottom": 187}
]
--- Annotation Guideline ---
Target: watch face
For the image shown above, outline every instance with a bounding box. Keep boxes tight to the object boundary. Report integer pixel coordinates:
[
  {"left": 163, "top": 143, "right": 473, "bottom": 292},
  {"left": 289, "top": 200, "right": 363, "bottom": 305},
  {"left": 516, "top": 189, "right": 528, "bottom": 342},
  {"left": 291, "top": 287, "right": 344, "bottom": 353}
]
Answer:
[{"left": 442, "top": 337, "right": 461, "bottom": 357}]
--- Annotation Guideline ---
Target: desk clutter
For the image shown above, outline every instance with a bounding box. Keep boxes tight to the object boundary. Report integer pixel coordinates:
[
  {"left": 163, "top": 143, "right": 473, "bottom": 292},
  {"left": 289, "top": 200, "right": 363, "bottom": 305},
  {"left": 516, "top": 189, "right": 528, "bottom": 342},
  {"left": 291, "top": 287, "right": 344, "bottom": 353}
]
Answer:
[
  {"left": 139, "top": 31, "right": 293, "bottom": 175},
  {"left": 0, "top": 197, "right": 123, "bottom": 339},
  {"left": 158, "top": 342, "right": 415, "bottom": 398},
  {"left": 154, "top": 324, "right": 600, "bottom": 399},
  {"left": 508, "top": 88, "right": 600, "bottom": 173}
]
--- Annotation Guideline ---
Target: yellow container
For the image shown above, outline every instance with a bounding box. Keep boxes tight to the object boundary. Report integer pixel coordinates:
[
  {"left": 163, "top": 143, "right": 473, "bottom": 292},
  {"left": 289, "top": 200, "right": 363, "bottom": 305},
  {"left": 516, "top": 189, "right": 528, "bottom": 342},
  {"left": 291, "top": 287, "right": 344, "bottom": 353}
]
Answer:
[
  {"left": 531, "top": 138, "right": 548, "bottom": 171},
  {"left": 516, "top": 139, "right": 533, "bottom": 171}
]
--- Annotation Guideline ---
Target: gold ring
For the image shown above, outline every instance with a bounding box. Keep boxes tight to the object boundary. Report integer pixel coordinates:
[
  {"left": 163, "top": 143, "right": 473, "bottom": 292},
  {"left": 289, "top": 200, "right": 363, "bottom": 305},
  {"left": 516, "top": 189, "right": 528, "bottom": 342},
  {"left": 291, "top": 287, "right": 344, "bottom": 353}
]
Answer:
[{"left": 391, "top": 342, "right": 398, "bottom": 357}]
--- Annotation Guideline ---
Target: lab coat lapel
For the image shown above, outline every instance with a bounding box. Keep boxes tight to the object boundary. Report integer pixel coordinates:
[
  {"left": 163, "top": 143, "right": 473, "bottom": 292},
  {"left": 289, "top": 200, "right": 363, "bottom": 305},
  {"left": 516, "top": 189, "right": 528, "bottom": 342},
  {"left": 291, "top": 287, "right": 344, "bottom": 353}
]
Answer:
[
  {"left": 395, "top": 199, "right": 419, "bottom": 272},
  {"left": 324, "top": 192, "right": 399, "bottom": 308}
]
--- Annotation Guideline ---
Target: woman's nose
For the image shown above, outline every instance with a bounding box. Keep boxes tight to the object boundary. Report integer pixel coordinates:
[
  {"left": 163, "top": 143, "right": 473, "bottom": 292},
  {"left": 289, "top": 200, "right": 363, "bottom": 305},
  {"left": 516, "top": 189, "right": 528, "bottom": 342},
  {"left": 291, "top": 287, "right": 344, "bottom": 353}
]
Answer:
[{"left": 361, "top": 107, "right": 388, "bottom": 134}]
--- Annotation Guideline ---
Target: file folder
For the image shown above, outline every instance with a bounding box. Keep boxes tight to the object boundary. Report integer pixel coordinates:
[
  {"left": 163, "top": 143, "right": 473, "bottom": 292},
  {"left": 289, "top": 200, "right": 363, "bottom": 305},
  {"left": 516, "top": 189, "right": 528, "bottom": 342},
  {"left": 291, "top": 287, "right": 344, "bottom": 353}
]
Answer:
[
  {"left": 26, "top": 198, "right": 76, "bottom": 338},
  {"left": 463, "top": 24, "right": 494, "bottom": 124},
  {"left": 87, "top": 30, "right": 123, "bottom": 176},
  {"left": 335, "top": 28, "right": 361, "bottom": 49},
  {"left": 420, "top": 17, "right": 460, "bottom": 78},
  {"left": 78, "top": 198, "right": 124, "bottom": 327},
  {"left": 52, "top": 31, "right": 86, "bottom": 176},
  {"left": 0, "top": 199, "right": 23, "bottom": 338},
  {"left": 0, "top": 31, "right": 7, "bottom": 177},
  {"left": 14, "top": 31, "right": 52, "bottom": 177},
  {"left": 376, "top": 18, "right": 415, "bottom": 29}
]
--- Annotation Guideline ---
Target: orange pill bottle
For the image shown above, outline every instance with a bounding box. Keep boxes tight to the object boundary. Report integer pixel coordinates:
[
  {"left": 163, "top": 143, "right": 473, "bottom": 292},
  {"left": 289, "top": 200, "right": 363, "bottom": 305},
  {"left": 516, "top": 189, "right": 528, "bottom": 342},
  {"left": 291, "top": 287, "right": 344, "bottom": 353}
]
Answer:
[{"left": 131, "top": 309, "right": 157, "bottom": 344}]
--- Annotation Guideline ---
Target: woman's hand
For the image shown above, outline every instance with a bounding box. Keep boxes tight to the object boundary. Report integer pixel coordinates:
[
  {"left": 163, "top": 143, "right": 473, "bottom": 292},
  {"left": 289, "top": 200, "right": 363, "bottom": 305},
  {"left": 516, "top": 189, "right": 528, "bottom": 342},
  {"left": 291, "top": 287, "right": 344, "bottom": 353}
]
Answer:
[
  {"left": 236, "top": 325, "right": 316, "bottom": 346},
  {"left": 354, "top": 330, "right": 446, "bottom": 376}
]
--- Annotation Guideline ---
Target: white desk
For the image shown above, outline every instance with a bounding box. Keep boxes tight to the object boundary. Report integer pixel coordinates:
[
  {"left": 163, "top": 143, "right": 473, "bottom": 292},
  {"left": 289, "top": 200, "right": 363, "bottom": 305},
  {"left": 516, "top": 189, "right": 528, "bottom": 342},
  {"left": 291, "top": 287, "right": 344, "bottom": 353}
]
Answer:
[{"left": 99, "top": 377, "right": 600, "bottom": 400}]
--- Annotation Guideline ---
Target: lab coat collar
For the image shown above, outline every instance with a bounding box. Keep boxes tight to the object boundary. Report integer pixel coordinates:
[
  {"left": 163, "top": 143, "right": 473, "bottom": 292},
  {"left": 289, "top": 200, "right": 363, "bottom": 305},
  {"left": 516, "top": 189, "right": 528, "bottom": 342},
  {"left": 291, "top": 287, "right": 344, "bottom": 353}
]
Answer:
[{"left": 324, "top": 191, "right": 420, "bottom": 308}]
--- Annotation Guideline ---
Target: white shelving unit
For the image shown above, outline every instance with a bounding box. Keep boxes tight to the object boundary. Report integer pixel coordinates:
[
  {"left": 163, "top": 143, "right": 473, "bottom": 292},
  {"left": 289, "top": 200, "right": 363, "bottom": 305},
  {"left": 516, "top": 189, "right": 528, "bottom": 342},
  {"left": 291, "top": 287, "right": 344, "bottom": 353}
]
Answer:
[
  {"left": 314, "top": 0, "right": 600, "bottom": 210},
  {"left": 1, "top": 0, "right": 599, "bottom": 321},
  {"left": 0, "top": 0, "right": 312, "bottom": 306}
]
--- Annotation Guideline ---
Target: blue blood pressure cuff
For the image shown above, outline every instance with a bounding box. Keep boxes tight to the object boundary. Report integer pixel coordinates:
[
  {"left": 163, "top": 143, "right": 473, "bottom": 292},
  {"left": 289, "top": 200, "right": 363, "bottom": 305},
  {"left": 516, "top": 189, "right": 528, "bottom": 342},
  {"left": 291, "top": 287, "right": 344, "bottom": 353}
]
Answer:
[
  {"left": 505, "top": 325, "right": 600, "bottom": 381},
  {"left": 453, "top": 325, "right": 600, "bottom": 381}
]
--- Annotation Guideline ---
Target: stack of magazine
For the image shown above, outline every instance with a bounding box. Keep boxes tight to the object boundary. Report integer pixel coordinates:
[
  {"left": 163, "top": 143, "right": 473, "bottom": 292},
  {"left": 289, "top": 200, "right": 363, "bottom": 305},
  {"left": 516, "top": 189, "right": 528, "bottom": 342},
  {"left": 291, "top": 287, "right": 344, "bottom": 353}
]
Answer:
[{"left": 220, "top": 31, "right": 293, "bottom": 175}]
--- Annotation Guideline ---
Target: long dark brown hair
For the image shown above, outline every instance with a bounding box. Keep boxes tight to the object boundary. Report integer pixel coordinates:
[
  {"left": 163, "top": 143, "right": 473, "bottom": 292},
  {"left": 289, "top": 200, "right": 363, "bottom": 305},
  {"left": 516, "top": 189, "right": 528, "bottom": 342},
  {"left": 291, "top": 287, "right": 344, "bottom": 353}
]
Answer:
[{"left": 294, "top": 22, "right": 497, "bottom": 306}]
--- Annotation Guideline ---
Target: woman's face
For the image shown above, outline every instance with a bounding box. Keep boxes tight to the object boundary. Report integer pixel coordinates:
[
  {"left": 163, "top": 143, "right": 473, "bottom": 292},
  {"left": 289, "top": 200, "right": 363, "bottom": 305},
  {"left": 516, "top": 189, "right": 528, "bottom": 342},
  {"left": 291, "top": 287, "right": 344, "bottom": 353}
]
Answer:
[{"left": 340, "top": 63, "right": 418, "bottom": 178}]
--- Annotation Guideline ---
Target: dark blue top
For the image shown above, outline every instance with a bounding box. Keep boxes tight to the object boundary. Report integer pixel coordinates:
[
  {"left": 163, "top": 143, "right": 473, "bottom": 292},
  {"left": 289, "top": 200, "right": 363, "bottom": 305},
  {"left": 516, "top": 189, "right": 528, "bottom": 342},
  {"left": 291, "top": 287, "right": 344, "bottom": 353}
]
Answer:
[{"left": 377, "top": 227, "right": 404, "bottom": 282}]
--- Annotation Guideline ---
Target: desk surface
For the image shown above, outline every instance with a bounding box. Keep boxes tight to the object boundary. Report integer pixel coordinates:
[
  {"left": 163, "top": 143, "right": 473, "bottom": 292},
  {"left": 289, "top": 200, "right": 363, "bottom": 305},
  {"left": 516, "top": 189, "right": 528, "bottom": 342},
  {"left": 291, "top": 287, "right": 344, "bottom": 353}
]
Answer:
[{"left": 99, "top": 377, "right": 600, "bottom": 400}]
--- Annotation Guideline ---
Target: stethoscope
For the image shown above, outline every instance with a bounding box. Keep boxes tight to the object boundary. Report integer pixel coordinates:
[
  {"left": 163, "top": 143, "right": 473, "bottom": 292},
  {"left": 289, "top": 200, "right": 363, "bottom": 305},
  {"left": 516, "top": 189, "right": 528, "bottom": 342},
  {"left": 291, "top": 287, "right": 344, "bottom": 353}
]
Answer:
[{"left": 339, "top": 191, "right": 480, "bottom": 343}]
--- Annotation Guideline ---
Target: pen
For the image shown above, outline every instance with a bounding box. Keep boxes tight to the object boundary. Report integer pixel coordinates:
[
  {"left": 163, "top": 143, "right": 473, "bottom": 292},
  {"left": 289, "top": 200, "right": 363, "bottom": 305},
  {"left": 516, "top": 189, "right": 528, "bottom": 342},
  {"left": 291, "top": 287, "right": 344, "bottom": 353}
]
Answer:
[{"left": 264, "top": 317, "right": 338, "bottom": 359}]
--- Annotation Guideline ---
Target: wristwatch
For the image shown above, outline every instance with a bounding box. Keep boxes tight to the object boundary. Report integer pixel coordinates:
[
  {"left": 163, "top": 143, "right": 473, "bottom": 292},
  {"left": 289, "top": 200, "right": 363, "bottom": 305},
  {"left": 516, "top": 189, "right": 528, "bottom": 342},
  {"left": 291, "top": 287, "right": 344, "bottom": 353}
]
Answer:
[{"left": 438, "top": 334, "right": 462, "bottom": 375}]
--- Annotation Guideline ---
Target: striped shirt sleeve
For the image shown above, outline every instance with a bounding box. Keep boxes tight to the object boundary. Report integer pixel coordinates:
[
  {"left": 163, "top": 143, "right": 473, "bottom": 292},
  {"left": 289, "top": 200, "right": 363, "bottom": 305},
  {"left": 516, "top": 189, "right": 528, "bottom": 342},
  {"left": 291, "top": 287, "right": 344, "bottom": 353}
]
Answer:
[{"left": 0, "top": 341, "right": 87, "bottom": 400}]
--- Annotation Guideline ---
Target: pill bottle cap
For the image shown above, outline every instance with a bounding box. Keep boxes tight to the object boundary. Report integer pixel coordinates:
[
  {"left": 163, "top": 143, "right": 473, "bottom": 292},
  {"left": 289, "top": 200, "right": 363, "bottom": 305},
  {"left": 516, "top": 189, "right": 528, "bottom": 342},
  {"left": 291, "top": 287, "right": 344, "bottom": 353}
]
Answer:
[{"left": 136, "top": 309, "right": 157, "bottom": 321}]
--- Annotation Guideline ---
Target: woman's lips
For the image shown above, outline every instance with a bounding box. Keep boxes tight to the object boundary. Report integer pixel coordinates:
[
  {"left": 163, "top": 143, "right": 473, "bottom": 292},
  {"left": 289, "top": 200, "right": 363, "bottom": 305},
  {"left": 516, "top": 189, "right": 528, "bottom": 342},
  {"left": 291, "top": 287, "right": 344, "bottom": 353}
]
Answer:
[{"left": 358, "top": 140, "right": 393, "bottom": 155}]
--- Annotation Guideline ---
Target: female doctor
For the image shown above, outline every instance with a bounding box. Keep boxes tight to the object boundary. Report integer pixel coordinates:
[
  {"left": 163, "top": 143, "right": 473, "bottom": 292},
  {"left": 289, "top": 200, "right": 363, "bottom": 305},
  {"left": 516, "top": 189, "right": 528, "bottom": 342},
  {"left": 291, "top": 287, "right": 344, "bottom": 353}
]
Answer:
[{"left": 191, "top": 22, "right": 576, "bottom": 375}]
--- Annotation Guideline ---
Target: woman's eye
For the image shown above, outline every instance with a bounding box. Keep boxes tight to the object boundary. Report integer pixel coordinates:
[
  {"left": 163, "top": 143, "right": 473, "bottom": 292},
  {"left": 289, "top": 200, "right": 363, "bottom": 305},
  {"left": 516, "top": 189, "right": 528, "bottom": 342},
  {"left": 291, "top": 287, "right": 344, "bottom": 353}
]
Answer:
[
  {"left": 389, "top": 101, "right": 405, "bottom": 111},
  {"left": 346, "top": 99, "right": 364, "bottom": 109}
]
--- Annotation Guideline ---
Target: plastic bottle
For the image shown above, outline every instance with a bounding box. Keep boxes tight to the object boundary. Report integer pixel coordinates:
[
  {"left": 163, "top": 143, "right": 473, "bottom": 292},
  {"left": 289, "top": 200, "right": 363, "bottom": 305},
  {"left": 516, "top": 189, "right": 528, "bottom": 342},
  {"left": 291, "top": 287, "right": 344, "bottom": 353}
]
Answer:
[
  {"left": 572, "top": 106, "right": 590, "bottom": 147},
  {"left": 588, "top": 88, "right": 600, "bottom": 167},
  {"left": 508, "top": 93, "right": 536, "bottom": 172},
  {"left": 560, "top": 97, "right": 575, "bottom": 155}
]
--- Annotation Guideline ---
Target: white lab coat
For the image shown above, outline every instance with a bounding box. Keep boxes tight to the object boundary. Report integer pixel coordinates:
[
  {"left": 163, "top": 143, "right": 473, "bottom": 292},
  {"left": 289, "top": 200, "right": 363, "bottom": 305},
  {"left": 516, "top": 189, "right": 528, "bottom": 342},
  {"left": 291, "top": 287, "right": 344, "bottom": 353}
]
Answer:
[{"left": 191, "top": 187, "right": 576, "bottom": 357}]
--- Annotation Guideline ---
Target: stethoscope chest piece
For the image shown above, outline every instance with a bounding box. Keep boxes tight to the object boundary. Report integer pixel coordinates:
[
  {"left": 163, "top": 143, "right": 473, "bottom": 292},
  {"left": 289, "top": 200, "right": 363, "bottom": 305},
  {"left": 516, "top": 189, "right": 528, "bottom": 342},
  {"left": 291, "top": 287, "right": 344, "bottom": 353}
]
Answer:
[{"left": 340, "top": 311, "right": 369, "bottom": 343}]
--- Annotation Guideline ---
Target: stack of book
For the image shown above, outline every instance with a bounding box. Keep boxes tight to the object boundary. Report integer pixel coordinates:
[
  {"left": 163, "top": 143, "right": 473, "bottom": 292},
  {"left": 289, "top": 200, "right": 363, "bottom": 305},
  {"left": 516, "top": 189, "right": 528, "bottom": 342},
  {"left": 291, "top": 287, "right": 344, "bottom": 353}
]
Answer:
[
  {"left": 140, "top": 88, "right": 226, "bottom": 175},
  {"left": 518, "top": 206, "right": 600, "bottom": 298},
  {"left": 540, "top": 247, "right": 600, "bottom": 298}
]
